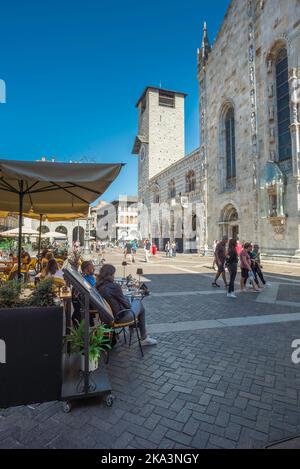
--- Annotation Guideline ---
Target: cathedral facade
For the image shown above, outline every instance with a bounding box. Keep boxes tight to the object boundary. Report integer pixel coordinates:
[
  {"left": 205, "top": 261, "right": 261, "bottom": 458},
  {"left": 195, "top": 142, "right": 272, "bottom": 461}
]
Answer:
[{"left": 133, "top": 0, "right": 300, "bottom": 261}]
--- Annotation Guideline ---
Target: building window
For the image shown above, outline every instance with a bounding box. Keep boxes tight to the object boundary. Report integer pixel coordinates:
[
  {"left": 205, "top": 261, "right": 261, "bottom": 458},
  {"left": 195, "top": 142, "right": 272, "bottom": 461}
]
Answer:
[
  {"left": 276, "top": 48, "right": 292, "bottom": 161},
  {"left": 168, "top": 179, "right": 176, "bottom": 199},
  {"left": 186, "top": 171, "right": 196, "bottom": 193},
  {"left": 159, "top": 90, "right": 175, "bottom": 108},
  {"left": 225, "top": 107, "right": 236, "bottom": 181}
]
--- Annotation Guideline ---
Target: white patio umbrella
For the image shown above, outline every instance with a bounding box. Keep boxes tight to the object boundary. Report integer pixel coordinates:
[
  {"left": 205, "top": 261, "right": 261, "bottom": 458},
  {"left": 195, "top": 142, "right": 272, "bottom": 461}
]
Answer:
[
  {"left": 0, "top": 227, "right": 40, "bottom": 237},
  {"left": 41, "top": 231, "right": 67, "bottom": 239}
]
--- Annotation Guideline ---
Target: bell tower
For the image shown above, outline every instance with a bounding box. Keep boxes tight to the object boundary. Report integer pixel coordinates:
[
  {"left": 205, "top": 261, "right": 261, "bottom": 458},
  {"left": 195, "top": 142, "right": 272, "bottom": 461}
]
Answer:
[{"left": 132, "top": 86, "right": 187, "bottom": 205}]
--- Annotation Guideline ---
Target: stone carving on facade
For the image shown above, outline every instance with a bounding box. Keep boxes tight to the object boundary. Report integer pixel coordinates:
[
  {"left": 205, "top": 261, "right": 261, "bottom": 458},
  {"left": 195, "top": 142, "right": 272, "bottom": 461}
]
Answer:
[
  {"left": 267, "top": 59, "right": 272, "bottom": 73},
  {"left": 270, "top": 149, "right": 276, "bottom": 161},
  {"left": 268, "top": 84, "right": 274, "bottom": 98},
  {"left": 249, "top": 45, "right": 254, "bottom": 63},
  {"left": 251, "top": 112, "right": 256, "bottom": 133},
  {"left": 270, "top": 127, "right": 275, "bottom": 142},
  {"left": 290, "top": 71, "right": 300, "bottom": 124},
  {"left": 269, "top": 105, "right": 275, "bottom": 121},
  {"left": 250, "top": 67, "right": 255, "bottom": 85},
  {"left": 250, "top": 89, "right": 256, "bottom": 108},
  {"left": 247, "top": 0, "right": 252, "bottom": 17},
  {"left": 248, "top": 24, "right": 254, "bottom": 41}
]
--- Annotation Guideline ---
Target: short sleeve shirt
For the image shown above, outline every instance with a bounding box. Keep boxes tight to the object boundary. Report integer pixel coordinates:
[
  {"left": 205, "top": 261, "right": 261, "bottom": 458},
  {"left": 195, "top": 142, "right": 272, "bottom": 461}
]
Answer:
[
  {"left": 240, "top": 250, "right": 250, "bottom": 269},
  {"left": 215, "top": 243, "right": 226, "bottom": 263}
]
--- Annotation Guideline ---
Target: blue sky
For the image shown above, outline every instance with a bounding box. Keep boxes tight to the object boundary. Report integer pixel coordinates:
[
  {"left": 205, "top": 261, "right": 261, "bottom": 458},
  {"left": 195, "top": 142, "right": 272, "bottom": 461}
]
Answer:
[{"left": 0, "top": 0, "right": 230, "bottom": 203}]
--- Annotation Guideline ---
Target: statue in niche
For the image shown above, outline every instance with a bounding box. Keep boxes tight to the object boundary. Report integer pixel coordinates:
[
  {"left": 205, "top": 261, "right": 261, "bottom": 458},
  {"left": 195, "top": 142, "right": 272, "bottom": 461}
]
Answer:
[
  {"left": 249, "top": 67, "right": 255, "bottom": 85},
  {"left": 268, "top": 84, "right": 274, "bottom": 98},
  {"left": 249, "top": 45, "right": 254, "bottom": 63},
  {"left": 267, "top": 59, "right": 272, "bottom": 73},
  {"left": 248, "top": 24, "right": 254, "bottom": 41},
  {"left": 250, "top": 89, "right": 256, "bottom": 108},
  {"left": 247, "top": 0, "right": 252, "bottom": 17},
  {"left": 290, "top": 74, "right": 300, "bottom": 123},
  {"left": 269, "top": 105, "right": 275, "bottom": 121},
  {"left": 270, "top": 127, "right": 275, "bottom": 142},
  {"left": 251, "top": 112, "right": 256, "bottom": 133},
  {"left": 269, "top": 149, "right": 276, "bottom": 161},
  {"left": 253, "top": 162, "right": 257, "bottom": 187}
]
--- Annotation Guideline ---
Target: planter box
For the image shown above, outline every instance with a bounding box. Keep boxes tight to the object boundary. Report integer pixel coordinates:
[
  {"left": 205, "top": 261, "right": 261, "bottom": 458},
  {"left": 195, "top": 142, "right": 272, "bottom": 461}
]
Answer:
[{"left": 0, "top": 306, "right": 63, "bottom": 409}]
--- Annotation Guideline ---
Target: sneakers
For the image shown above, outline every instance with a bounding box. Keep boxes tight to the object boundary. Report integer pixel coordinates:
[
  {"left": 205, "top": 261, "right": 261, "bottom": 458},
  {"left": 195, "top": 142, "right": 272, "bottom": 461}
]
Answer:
[
  {"left": 212, "top": 282, "right": 220, "bottom": 288},
  {"left": 227, "top": 293, "right": 237, "bottom": 299},
  {"left": 140, "top": 336, "right": 158, "bottom": 346}
]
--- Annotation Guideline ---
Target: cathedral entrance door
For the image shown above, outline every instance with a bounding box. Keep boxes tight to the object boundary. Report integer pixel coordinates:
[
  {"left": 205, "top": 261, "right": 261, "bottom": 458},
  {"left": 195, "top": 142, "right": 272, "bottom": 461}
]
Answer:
[{"left": 231, "top": 225, "right": 239, "bottom": 240}]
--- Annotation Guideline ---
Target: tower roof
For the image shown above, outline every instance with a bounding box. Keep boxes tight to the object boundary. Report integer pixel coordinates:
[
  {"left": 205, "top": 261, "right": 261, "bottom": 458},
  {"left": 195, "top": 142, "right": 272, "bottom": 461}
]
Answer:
[
  {"left": 135, "top": 86, "right": 187, "bottom": 108},
  {"left": 199, "top": 21, "right": 211, "bottom": 65}
]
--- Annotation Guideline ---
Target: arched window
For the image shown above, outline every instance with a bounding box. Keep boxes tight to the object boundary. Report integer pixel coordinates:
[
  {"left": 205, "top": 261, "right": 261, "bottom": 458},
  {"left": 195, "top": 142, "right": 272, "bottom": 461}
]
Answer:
[
  {"left": 152, "top": 182, "right": 160, "bottom": 203},
  {"left": 55, "top": 225, "right": 68, "bottom": 236},
  {"left": 186, "top": 171, "right": 196, "bottom": 193},
  {"left": 225, "top": 107, "right": 236, "bottom": 181},
  {"left": 276, "top": 48, "right": 292, "bottom": 161},
  {"left": 37, "top": 225, "right": 50, "bottom": 234}
]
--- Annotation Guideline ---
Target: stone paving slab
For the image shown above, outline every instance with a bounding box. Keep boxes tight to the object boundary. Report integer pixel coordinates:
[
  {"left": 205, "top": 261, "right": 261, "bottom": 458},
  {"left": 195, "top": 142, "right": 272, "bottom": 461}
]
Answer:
[{"left": 1, "top": 250, "right": 300, "bottom": 449}]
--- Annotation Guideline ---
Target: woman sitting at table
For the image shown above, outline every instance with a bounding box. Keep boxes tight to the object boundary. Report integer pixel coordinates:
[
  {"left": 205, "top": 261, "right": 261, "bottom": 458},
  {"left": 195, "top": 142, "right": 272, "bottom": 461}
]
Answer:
[
  {"left": 41, "top": 258, "right": 65, "bottom": 282},
  {"left": 96, "top": 264, "right": 157, "bottom": 346},
  {"left": 21, "top": 247, "right": 31, "bottom": 265}
]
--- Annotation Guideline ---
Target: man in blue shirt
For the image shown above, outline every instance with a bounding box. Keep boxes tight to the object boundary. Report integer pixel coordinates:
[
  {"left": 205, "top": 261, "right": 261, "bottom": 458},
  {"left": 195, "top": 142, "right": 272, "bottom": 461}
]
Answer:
[{"left": 81, "top": 260, "right": 96, "bottom": 287}]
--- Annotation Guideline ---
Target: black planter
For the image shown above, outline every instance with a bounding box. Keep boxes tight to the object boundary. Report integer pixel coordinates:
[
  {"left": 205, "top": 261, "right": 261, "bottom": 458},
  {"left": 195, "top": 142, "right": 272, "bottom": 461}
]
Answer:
[{"left": 0, "top": 306, "right": 63, "bottom": 409}]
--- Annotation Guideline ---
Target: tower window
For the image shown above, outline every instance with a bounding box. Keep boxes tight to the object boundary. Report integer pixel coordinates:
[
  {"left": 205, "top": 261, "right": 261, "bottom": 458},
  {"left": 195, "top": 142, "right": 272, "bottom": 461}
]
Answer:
[{"left": 159, "top": 91, "right": 175, "bottom": 108}]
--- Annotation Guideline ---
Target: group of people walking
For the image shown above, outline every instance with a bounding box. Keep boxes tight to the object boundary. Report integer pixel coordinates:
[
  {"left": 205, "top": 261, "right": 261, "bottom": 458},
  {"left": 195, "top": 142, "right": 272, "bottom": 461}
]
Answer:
[
  {"left": 123, "top": 240, "right": 138, "bottom": 263},
  {"left": 165, "top": 240, "right": 177, "bottom": 257},
  {"left": 212, "top": 236, "right": 267, "bottom": 298}
]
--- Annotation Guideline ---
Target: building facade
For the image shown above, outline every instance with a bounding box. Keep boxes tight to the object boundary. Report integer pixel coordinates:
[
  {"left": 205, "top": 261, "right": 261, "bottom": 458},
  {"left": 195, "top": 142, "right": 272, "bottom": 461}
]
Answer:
[
  {"left": 111, "top": 196, "right": 139, "bottom": 241},
  {"left": 134, "top": 0, "right": 300, "bottom": 260}
]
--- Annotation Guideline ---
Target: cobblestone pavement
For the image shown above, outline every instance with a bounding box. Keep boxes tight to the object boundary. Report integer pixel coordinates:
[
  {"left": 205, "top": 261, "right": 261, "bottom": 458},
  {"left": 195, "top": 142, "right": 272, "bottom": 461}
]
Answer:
[{"left": 1, "top": 249, "right": 300, "bottom": 449}]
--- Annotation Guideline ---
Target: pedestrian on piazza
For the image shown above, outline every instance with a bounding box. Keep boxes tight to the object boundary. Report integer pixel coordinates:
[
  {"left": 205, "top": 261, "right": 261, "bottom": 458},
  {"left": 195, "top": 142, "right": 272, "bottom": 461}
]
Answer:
[{"left": 212, "top": 235, "right": 229, "bottom": 288}]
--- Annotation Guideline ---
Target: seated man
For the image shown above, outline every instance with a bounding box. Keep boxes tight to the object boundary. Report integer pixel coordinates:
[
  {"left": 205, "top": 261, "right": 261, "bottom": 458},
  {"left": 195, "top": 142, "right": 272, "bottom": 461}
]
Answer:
[
  {"left": 95, "top": 264, "right": 157, "bottom": 346},
  {"left": 81, "top": 260, "right": 96, "bottom": 286}
]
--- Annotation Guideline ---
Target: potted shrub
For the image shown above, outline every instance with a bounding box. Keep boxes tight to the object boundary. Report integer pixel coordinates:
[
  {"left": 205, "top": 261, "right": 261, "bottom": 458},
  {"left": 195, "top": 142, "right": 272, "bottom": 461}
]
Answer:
[{"left": 64, "top": 320, "right": 112, "bottom": 372}]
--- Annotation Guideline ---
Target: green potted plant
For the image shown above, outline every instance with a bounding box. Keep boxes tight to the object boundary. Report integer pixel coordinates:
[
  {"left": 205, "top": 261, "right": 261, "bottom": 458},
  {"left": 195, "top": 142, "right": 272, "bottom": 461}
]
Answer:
[
  {"left": 64, "top": 320, "right": 112, "bottom": 372},
  {"left": 26, "top": 278, "right": 60, "bottom": 307},
  {"left": 0, "top": 279, "right": 22, "bottom": 308}
]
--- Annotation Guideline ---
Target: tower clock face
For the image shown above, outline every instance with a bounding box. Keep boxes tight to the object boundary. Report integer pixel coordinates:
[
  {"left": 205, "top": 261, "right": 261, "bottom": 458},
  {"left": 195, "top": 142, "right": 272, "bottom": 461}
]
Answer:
[{"left": 140, "top": 145, "right": 146, "bottom": 162}]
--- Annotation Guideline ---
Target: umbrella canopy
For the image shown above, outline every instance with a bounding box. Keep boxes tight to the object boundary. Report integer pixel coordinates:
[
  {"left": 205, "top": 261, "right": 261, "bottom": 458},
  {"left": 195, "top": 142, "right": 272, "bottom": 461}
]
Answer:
[
  {"left": 0, "top": 159, "right": 122, "bottom": 214},
  {"left": 0, "top": 159, "right": 124, "bottom": 276},
  {"left": 41, "top": 231, "right": 67, "bottom": 239},
  {"left": 0, "top": 227, "right": 40, "bottom": 237}
]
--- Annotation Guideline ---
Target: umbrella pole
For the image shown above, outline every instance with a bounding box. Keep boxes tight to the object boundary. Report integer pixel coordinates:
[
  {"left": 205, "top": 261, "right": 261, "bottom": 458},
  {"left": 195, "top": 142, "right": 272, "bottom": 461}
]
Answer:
[
  {"left": 37, "top": 214, "right": 43, "bottom": 264},
  {"left": 18, "top": 181, "right": 24, "bottom": 279}
]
